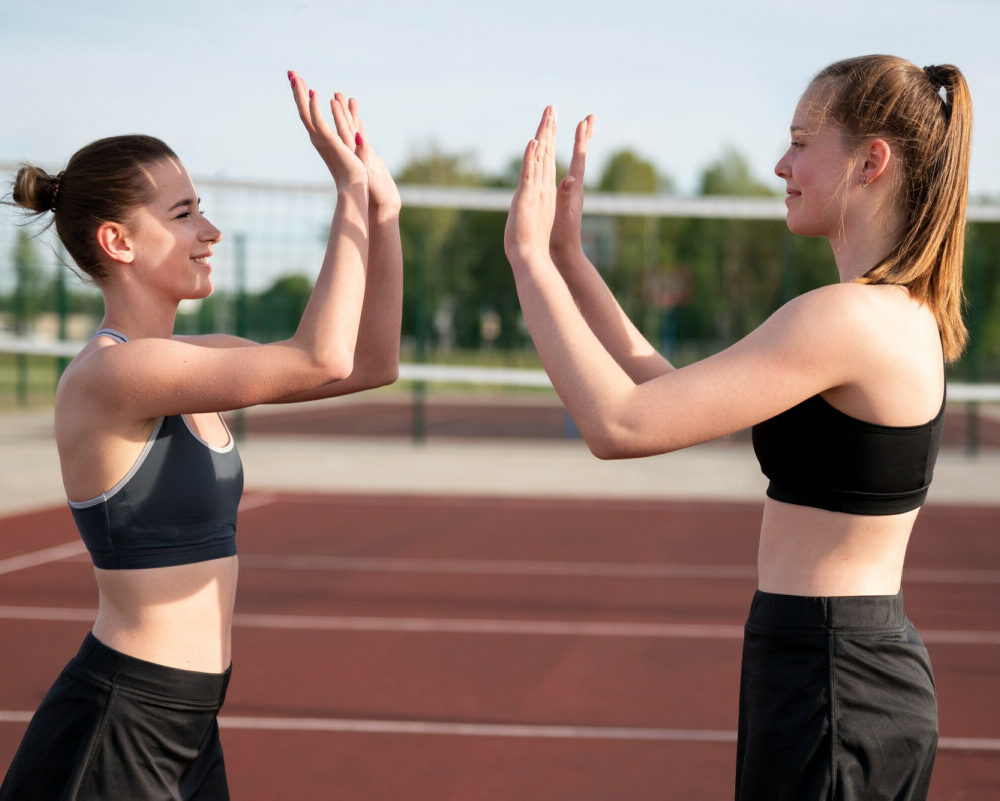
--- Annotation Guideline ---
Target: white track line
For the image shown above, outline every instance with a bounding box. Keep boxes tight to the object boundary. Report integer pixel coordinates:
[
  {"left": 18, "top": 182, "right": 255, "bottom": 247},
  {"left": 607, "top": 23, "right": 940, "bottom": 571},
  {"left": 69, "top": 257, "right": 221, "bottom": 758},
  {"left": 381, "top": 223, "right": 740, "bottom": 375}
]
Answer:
[
  {"left": 1, "top": 605, "right": 998, "bottom": 644},
  {"left": 238, "top": 554, "right": 1000, "bottom": 585},
  {"left": 238, "top": 554, "right": 757, "bottom": 580},
  {"left": 0, "top": 710, "right": 995, "bottom": 751},
  {"left": 1, "top": 543, "right": 994, "bottom": 586},
  {"left": 233, "top": 612, "right": 746, "bottom": 639},
  {"left": 0, "top": 541, "right": 87, "bottom": 576}
]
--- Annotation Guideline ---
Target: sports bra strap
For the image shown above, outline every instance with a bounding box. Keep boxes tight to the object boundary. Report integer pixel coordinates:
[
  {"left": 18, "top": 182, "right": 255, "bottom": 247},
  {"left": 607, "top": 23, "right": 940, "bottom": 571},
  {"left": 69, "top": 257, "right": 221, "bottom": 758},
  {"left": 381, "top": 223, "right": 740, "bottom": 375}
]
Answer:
[{"left": 93, "top": 328, "right": 129, "bottom": 343}]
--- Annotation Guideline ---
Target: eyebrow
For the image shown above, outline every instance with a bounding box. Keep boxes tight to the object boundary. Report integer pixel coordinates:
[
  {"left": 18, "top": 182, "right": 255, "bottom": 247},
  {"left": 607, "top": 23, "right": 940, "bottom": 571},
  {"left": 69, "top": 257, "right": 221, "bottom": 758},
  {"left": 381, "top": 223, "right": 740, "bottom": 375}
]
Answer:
[{"left": 167, "top": 197, "right": 201, "bottom": 212}]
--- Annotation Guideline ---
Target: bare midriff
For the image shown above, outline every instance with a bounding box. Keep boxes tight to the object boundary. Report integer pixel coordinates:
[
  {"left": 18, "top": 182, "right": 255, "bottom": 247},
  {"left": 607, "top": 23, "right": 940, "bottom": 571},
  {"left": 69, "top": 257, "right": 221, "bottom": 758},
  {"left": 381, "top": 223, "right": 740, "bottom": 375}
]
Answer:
[
  {"left": 757, "top": 499, "right": 919, "bottom": 597},
  {"left": 91, "top": 555, "right": 239, "bottom": 673}
]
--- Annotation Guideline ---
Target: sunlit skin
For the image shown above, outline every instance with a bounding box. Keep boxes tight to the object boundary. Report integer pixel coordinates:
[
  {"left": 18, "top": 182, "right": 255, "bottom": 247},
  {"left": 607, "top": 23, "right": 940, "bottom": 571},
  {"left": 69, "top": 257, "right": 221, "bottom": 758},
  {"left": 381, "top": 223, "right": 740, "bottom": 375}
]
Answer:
[
  {"left": 54, "top": 72, "right": 402, "bottom": 672},
  {"left": 505, "top": 104, "right": 942, "bottom": 597}
]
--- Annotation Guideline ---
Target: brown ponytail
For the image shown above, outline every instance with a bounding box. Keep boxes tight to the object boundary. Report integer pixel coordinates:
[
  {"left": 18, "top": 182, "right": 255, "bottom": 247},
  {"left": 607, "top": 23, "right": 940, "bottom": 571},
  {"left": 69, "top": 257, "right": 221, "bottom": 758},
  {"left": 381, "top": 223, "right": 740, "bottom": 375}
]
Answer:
[
  {"left": 10, "top": 135, "right": 179, "bottom": 281},
  {"left": 810, "top": 55, "right": 972, "bottom": 362}
]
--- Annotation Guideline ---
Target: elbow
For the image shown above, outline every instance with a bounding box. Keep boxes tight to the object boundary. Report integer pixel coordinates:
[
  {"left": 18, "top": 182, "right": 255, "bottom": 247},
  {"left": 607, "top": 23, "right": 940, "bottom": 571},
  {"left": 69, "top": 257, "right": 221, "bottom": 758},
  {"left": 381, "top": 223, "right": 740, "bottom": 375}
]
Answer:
[
  {"left": 382, "top": 363, "right": 400, "bottom": 386},
  {"left": 367, "top": 362, "right": 399, "bottom": 389},
  {"left": 582, "top": 418, "right": 673, "bottom": 460},
  {"left": 580, "top": 419, "right": 631, "bottom": 460},
  {"left": 315, "top": 348, "right": 355, "bottom": 383},
  {"left": 587, "top": 434, "right": 634, "bottom": 461}
]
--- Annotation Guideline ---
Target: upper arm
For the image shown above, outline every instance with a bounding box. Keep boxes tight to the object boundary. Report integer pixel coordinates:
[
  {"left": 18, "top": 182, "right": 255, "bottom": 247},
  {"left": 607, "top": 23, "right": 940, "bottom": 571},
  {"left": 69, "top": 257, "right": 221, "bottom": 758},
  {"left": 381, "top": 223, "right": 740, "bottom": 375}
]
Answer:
[
  {"left": 172, "top": 334, "right": 258, "bottom": 349},
  {"left": 69, "top": 336, "right": 349, "bottom": 420},
  {"left": 597, "top": 285, "right": 870, "bottom": 457}
]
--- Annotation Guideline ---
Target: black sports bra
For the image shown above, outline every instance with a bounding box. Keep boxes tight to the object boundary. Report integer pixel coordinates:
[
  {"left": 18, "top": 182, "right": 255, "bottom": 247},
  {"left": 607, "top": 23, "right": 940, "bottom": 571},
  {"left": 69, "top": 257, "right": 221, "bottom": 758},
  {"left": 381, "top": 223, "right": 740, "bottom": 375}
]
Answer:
[
  {"left": 751, "top": 391, "right": 945, "bottom": 516},
  {"left": 68, "top": 329, "right": 244, "bottom": 569}
]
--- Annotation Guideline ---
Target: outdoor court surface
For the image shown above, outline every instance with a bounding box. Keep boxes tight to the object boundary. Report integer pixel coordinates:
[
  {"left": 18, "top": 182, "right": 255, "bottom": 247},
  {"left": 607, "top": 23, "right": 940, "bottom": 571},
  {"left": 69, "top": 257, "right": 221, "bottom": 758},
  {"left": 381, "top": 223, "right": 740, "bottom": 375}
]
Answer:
[{"left": 0, "top": 490, "right": 997, "bottom": 800}]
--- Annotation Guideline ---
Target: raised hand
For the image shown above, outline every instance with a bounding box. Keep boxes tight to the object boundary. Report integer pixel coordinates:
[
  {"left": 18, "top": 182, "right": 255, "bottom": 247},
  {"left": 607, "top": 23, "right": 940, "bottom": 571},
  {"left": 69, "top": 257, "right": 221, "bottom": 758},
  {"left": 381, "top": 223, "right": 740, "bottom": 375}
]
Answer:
[
  {"left": 337, "top": 95, "right": 402, "bottom": 215},
  {"left": 550, "top": 115, "right": 594, "bottom": 262},
  {"left": 287, "top": 71, "right": 367, "bottom": 191},
  {"left": 504, "top": 106, "right": 558, "bottom": 264}
]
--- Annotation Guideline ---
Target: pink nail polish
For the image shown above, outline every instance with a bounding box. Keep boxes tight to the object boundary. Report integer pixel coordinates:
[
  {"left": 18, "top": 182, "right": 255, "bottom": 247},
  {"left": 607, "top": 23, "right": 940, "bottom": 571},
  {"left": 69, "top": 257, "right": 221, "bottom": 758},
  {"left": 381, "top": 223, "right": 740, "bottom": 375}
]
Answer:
[
  {"left": 309, "top": 89, "right": 314, "bottom": 99},
  {"left": 290, "top": 77, "right": 296, "bottom": 88},
  {"left": 287, "top": 70, "right": 293, "bottom": 81},
  {"left": 355, "top": 132, "right": 363, "bottom": 147}
]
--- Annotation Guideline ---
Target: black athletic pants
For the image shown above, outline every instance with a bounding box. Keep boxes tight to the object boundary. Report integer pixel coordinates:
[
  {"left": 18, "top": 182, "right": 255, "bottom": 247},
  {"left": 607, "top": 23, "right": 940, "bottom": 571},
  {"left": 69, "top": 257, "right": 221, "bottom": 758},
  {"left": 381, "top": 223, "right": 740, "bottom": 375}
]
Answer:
[{"left": 736, "top": 591, "right": 938, "bottom": 801}]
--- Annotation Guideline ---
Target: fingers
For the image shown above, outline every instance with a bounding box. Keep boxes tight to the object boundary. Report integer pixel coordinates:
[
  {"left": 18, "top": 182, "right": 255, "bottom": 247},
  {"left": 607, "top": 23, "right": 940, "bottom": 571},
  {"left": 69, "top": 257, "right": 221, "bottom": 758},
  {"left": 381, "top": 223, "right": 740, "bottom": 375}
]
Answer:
[
  {"left": 519, "top": 139, "right": 538, "bottom": 185},
  {"left": 519, "top": 106, "right": 559, "bottom": 189},
  {"left": 288, "top": 70, "right": 342, "bottom": 150},
  {"left": 347, "top": 96, "right": 370, "bottom": 160},
  {"left": 567, "top": 115, "right": 594, "bottom": 185},
  {"left": 330, "top": 93, "right": 357, "bottom": 151},
  {"left": 542, "top": 108, "right": 557, "bottom": 187},
  {"left": 287, "top": 71, "right": 316, "bottom": 134}
]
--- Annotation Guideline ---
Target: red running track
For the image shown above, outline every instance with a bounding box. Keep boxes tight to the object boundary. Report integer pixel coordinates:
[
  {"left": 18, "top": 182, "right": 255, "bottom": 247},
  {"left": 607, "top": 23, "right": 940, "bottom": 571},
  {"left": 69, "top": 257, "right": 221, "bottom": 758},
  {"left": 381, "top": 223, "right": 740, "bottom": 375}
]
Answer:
[{"left": 0, "top": 494, "right": 998, "bottom": 800}]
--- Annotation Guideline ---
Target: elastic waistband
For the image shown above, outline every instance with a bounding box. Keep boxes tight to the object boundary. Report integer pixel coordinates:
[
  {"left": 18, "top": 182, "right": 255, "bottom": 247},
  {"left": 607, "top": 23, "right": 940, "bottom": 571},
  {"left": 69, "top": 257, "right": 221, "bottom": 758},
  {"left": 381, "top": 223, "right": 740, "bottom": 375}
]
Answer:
[
  {"left": 71, "top": 633, "right": 231, "bottom": 704},
  {"left": 747, "top": 590, "right": 907, "bottom": 631}
]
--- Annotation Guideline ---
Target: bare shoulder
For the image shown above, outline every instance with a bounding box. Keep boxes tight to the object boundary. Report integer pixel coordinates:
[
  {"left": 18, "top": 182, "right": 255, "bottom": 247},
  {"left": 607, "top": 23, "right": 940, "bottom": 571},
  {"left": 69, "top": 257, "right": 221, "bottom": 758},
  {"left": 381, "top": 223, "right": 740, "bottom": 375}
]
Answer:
[
  {"left": 788, "top": 282, "right": 943, "bottom": 423},
  {"left": 172, "top": 334, "right": 257, "bottom": 348},
  {"left": 771, "top": 282, "right": 935, "bottom": 351}
]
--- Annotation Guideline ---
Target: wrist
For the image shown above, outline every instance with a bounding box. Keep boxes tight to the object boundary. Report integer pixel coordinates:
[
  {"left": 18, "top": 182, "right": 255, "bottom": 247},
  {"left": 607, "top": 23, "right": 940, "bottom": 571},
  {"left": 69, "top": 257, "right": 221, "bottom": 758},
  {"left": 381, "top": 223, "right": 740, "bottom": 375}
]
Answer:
[
  {"left": 549, "top": 241, "right": 588, "bottom": 268},
  {"left": 337, "top": 181, "right": 368, "bottom": 201},
  {"left": 507, "top": 247, "right": 555, "bottom": 275},
  {"left": 369, "top": 201, "right": 402, "bottom": 224}
]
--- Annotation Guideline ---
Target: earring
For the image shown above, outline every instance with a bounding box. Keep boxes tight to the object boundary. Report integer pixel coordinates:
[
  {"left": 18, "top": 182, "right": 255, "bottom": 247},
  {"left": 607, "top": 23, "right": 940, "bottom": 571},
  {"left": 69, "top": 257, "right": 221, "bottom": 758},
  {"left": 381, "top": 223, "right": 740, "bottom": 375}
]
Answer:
[{"left": 861, "top": 175, "right": 868, "bottom": 189}]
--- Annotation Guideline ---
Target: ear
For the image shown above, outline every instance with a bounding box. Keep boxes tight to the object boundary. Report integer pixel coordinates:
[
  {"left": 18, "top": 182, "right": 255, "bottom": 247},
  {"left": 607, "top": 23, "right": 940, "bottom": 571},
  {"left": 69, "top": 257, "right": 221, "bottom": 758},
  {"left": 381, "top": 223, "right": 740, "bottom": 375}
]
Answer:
[
  {"left": 861, "top": 138, "right": 892, "bottom": 187},
  {"left": 95, "top": 221, "right": 135, "bottom": 265}
]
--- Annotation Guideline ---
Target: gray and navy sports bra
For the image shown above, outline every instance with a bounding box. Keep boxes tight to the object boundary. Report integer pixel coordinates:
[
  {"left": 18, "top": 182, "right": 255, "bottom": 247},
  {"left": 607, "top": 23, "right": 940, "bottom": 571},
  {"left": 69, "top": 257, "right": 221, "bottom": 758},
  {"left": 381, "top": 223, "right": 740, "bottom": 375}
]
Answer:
[{"left": 68, "top": 329, "right": 244, "bottom": 569}]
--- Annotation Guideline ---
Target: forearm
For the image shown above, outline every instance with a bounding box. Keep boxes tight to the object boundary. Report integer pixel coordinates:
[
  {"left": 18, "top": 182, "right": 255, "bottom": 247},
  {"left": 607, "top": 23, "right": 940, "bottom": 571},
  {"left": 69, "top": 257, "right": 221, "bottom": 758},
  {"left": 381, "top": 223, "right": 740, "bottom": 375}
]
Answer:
[
  {"left": 292, "top": 184, "right": 370, "bottom": 371},
  {"left": 348, "top": 207, "right": 402, "bottom": 382},
  {"left": 551, "top": 245, "right": 674, "bottom": 382},
  {"left": 510, "top": 251, "right": 641, "bottom": 457}
]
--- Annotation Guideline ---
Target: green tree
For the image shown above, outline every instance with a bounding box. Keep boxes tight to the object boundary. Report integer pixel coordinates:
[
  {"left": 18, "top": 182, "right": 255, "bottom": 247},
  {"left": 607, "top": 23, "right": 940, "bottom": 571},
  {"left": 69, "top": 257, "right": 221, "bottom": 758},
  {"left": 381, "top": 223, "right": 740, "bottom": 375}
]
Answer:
[
  {"left": 397, "top": 148, "right": 485, "bottom": 352},
  {"left": 680, "top": 147, "right": 826, "bottom": 349},
  {"left": 699, "top": 147, "right": 774, "bottom": 197},
  {"left": 592, "top": 149, "right": 677, "bottom": 347},
  {"left": 251, "top": 274, "right": 312, "bottom": 340}
]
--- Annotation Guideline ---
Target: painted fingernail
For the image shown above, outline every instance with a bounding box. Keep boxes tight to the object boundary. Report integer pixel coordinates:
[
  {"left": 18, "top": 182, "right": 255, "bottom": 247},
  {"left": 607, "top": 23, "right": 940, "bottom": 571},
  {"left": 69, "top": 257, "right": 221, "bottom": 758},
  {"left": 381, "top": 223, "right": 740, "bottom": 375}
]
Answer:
[
  {"left": 355, "top": 132, "right": 363, "bottom": 147},
  {"left": 309, "top": 89, "right": 314, "bottom": 99}
]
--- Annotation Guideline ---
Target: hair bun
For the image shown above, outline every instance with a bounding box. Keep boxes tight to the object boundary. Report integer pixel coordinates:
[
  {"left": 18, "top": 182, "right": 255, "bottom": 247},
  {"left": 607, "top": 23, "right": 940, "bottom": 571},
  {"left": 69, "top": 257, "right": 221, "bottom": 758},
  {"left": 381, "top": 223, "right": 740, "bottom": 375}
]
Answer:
[{"left": 11, "top": 165, "right": 62, "bottom": 214}]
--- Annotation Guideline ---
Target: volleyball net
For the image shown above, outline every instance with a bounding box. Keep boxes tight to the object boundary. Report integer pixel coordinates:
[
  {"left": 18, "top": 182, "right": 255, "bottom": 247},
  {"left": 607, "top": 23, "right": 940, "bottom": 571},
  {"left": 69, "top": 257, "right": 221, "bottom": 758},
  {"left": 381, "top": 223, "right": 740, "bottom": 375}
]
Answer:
[{"left": 2, "top": 169, "right": 998, "bottom": 450}]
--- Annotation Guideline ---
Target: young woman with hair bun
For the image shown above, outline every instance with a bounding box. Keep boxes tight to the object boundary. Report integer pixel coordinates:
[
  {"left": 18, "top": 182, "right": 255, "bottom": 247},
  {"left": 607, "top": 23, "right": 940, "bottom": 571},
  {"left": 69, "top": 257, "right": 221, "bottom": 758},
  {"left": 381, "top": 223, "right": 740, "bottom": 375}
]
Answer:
[
  {"left": 1, "top": 72, "right": 402, "bottom": 800},
  {"left": 505, "top": 54, "right": 971, "bottom": 800}
]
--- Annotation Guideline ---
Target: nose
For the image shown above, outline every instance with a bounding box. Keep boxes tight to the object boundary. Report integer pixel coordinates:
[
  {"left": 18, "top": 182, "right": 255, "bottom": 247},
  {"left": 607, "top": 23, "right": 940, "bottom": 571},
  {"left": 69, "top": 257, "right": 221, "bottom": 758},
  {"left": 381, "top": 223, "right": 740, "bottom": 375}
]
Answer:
[
  {"left": 774, "top": 149, "right": 791, "bottom": 180},
  {"left": 200, "top": 215, "right": 223, "bottom": 244}
]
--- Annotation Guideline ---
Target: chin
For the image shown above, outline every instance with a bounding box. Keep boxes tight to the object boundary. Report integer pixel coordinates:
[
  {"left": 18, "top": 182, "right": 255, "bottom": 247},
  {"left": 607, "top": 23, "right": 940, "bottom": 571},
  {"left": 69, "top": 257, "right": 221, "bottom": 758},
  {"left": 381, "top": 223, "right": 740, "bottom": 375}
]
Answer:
[
  {"left": 188, "top": 282, "right": 215, "bottom": 300},
  {"left": 784, "top": 215, "right": 827, "bottom": 239}
]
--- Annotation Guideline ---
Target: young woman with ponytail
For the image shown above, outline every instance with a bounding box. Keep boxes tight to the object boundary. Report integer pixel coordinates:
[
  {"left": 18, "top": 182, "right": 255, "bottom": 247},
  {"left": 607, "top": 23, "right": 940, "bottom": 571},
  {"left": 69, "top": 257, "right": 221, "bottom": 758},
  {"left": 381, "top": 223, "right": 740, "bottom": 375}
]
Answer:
[{"left": 505, "top": 55, "right": 972, "bottom": 800}]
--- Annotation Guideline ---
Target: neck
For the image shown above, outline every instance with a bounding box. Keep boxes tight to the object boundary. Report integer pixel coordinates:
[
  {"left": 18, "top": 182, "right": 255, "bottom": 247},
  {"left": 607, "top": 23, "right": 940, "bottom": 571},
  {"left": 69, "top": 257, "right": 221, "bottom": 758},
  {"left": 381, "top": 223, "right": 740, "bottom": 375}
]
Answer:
[
  {"left": 829, "top": 192, "right": 905, "bottom": 283},
  {"left": 99, "top": 291, "right": 179, "bottom": 341}
]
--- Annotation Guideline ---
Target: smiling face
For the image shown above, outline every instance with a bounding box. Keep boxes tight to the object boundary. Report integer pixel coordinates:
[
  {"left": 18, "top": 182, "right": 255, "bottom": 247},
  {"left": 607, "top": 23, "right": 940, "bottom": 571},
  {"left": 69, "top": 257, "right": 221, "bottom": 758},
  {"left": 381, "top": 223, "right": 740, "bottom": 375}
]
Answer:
[
  {"left": 774, "top": 89, "right": 856, "bottom": 239},
  {"left": 125, "top": 158, "right": 222, "bottom": 300}
]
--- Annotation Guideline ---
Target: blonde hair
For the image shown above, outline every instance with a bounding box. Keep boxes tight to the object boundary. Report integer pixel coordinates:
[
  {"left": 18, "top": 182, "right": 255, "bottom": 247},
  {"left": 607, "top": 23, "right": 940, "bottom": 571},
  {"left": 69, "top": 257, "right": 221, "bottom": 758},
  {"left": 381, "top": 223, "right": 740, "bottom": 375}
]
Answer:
[{"left": 810, "top": 55, "right": 972, "bottom": 362}]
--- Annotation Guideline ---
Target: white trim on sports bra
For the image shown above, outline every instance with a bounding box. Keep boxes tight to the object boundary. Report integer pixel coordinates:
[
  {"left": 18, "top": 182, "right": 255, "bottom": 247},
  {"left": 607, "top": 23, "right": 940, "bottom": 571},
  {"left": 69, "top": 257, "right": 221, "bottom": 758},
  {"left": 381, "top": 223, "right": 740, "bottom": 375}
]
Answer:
[{"left": 68, "top": 417, "right": 165, "bottom": 509}]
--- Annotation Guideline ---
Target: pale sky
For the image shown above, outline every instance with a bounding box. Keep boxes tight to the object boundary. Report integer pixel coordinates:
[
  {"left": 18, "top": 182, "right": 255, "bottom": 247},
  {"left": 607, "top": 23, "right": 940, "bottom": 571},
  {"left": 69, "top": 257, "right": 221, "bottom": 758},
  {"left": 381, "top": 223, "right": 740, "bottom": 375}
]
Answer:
[{"left": 2, "top": 0, "right": 998, "bottom": 198}]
